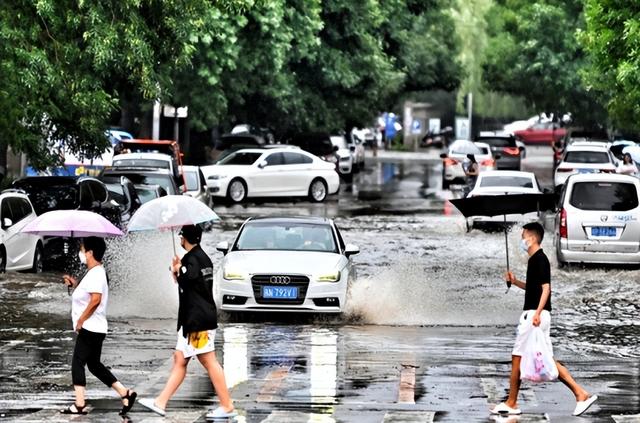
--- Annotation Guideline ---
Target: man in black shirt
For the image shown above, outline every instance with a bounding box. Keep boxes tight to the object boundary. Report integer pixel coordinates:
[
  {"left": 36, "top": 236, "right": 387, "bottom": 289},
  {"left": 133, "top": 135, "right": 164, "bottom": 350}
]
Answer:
[
  {"left": 491, "top": 222, "right": 597, "bottom": 417},
  {"left": 140, "top": 225, "right": 237, "bottom": 420}
]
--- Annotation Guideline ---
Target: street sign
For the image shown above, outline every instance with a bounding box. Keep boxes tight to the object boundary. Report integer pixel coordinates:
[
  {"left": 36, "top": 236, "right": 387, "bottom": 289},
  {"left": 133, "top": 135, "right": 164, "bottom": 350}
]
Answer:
[
  {"left": 455, "top": 117, "right": 470, "bottom": 140},
  {"left": 428, "top": 118, "right": 441, "bottom": 134},
  {"left": 411, "top": 119, "right": 422, "bottom": 134},
  {"left": 163, "top": 105, "right": 189, "bottom": 118}
]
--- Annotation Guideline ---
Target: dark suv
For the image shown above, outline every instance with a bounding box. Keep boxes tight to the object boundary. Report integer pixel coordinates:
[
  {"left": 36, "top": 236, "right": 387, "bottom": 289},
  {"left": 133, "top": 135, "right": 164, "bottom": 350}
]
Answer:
[
  {"left": 12, "top": 176, "right": 128, "bottom": 268},
  {"left": 474, "top": 133, "right": 523, "bottom": 170}
]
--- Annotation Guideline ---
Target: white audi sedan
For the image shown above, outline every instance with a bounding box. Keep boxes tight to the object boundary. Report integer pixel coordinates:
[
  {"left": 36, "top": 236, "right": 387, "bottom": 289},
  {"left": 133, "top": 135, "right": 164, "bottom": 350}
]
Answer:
[
  {"left": 201, "top": 148, "right": 340, "bottom": 203},
  {"left": 214, "top": 217, "right": 359, "bottom": 314}
]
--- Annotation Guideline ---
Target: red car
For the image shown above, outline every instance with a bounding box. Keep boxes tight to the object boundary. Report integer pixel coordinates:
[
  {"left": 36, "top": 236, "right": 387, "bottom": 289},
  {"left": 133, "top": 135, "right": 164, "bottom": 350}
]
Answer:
[{"left": 514, "top": 122, "right": 566, "bottom": 145}]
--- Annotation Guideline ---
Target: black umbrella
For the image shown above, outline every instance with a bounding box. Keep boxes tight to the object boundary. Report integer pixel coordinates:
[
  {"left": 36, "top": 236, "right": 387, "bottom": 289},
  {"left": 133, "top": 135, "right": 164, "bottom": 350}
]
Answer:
[{"left": 449, "top": 193, "right": 557, "bottom": 292}]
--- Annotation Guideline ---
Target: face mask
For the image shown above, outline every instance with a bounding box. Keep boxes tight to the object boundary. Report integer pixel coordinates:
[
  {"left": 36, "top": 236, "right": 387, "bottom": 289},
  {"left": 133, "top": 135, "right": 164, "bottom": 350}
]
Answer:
[
  {"left": 78, "top": 251, "right": 87, "bottom": 265},
  {"left": 520, "top": 238, "right": 529, "bottom": 253}
]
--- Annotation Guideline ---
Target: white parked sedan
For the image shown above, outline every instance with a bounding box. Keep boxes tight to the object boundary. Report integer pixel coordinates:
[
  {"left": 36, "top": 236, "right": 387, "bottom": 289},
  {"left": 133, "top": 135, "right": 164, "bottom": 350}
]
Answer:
[
  {"left": 0, "top": 191, "right": 43, "bottom": 272},
  {"left": 441, "top": 140, "right": 496, "bottom": 189},
  {"left": 554, "top": 143, "right": 617, "bottom": 188},
  {"left": 466, "top": 170, "right": 542, "bottom": 227},
  {"left": 201, "top": 148, "right": 340, "bottom": 203},
  {"left": 214, "top": 217, "right": 359, "bottom": 313}
]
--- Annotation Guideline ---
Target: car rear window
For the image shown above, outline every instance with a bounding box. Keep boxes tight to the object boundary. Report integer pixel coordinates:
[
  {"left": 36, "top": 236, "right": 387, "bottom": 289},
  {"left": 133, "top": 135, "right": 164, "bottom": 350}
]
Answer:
[
  {"left": 113, "top": 158, "right": 170, "bottom": 169},
  {"left": 564, "top": 151, "right": 610, "bottom": 164},
  {"left": 480, "top": 176, "right": 534, "bottom": 188},
  {"left": 218, "top": 152, "right": 262, "bottom": 165},
  {"left": 477, "top": 138, "right": 516, "bottom": 147},
  {"left": 569, "top": 182, "right": 639, "bottom": 211}
]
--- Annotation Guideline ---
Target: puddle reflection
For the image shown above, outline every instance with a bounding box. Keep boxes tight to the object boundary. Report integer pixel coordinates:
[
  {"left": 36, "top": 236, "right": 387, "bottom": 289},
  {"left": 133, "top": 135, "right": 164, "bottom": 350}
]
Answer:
[
  {"left": 309, "top": 330, "right": 338, "bottom": 404},
  {"left": 223, "top": 326, "right": 249, "bottom": 389}
]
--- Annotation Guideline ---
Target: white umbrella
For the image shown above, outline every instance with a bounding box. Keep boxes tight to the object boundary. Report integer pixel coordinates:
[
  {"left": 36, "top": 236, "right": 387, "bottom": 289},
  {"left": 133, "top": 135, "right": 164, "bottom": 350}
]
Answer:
[{"left": 127, "top": 195, "right": 220, "bottom": 253}]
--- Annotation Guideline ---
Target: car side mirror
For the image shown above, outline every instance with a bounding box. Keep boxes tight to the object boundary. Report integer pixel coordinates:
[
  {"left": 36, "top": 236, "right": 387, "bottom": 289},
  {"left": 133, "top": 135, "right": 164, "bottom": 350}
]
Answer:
[
  {"left": 258, "top": 160, "right": 268, "bottom": 169},
  {"left": 344, "top": 243, "right": 360, "bottom": 257},
  {"left": 333, "top": 145, "right": 339, "bottom": 152},
  {"left": 439, "top": 153, "right": 448, "bottom": 159},
  {"left": 349, "top": 145, "right": 356, "bottom": 152},
  {"left": 216, "top": 241, "right": 230, "bottom": 255},
  {"left": 91, "top": 201, "right": 102, "bottom": 209},
  {"left": 518, "top": 146, "right": 525, "bottom": 152},
  {"left": 2, "top": 218, "right": 13, "bottom": 228}
]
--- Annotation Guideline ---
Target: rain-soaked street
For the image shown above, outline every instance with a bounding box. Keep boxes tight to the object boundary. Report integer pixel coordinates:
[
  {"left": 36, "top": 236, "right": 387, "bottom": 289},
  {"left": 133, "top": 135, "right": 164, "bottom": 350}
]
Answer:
[{"left": 1, "top": 148, "right": 639, "bottom": 422}]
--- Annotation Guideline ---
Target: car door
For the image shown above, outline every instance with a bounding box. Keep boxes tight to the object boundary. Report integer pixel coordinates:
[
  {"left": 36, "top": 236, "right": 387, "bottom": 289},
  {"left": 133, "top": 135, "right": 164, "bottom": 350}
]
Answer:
[
  {"left": 252, "top": 152, "right": 287, "bottom": 195},
  {"left": 1, "top": 198, "right": 31, "bottom": 270},
  {"left": 284, "top": 152, "right": 314, "bottom": 193}
]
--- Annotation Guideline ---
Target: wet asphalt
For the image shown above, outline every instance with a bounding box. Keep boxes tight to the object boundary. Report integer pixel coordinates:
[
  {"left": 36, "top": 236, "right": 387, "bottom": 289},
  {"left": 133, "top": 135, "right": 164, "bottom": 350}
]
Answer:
[{"left": 1, "top": 147, "right": 639, "bottom": 422}]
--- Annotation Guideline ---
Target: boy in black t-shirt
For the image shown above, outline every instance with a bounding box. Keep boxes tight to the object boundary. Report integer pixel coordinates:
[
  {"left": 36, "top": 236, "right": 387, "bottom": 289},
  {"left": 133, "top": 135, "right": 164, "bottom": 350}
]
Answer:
[{"left": 491, "top": 222, "right": 598, "bottom": 417}]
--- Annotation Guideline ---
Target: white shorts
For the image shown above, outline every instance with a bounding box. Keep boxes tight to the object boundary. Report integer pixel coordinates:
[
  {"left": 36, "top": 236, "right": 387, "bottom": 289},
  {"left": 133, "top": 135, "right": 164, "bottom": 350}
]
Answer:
[
  {"left": 511, "top": 310, "right": 553, "bottom": 357},
  {"left": 175, "top": 328, "right": 216, "bottom": 359}
]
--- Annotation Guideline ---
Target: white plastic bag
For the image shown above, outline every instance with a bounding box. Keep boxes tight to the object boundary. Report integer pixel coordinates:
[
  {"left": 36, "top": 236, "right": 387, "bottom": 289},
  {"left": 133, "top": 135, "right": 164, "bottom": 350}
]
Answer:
[{"left": 520, "top": 326, "right": 558, "bottom": 382}]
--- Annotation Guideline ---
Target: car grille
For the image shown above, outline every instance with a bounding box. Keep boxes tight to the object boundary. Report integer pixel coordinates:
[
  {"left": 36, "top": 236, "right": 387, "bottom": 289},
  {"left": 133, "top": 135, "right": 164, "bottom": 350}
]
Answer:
[{"left": 251, "top": 274, "right": 310, "bottom": 305}]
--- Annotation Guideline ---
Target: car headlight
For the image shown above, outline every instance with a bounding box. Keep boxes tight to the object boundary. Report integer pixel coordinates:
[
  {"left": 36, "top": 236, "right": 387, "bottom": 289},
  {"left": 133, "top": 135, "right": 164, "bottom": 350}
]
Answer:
[
  {"left": 223, "top": 269, "right": 247, "bottom": 280},
  {"left": 208, "top": 175, "right": 228, "bottom": 180},
  {"left": 317, "top": 271, "right": 341, "bottom": 282}
]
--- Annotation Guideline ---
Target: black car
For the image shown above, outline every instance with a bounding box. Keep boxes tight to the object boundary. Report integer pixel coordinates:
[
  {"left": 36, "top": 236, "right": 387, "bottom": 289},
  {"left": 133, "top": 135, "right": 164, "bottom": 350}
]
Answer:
[
  {"left": 474, "top": 133, "right": 523, "bottom": 170},
  {"left": 102, "top": 176, "right": 142, "bottom": 227},
  {"left": 100, "top": 168, "right": 180, "bottom": 196},
  {"left": 287, "top": 132, "right": 339, "bottom": 169},
  {"left": 12, "top": 176, "right": 128, "bottom": 269}
]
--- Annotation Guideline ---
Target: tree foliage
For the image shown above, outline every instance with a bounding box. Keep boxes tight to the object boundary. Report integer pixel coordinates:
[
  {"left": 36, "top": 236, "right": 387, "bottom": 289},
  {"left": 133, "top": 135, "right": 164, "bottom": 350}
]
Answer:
[
  {"left": 482, "top": 0, "right": 604, "bottom": 124},
  {"left": 580, "top": 1, "right": 640, "bottom": 130}
]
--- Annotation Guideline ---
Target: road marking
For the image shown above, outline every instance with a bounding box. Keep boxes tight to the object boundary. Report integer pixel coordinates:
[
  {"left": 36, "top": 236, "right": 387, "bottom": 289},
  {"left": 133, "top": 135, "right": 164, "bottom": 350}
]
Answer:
[
  {"left": 0, "top": 340, "right": 24, "bottom": 354},
  {"left": 612, "top": 415, "right": 640, "bottom": 423},
  {"left": 382, "top": 411, "right": 435, "bottom": 423},
  {"left": 260, "top": 411, "right": 335, "bottom": 422},
  {"left": 398, "top": 364, "right": 417, "bottom": 404},
  {"left": 480, "top": 364, "right": 503, "bottom": 404},
  {"left": 256, "top": 366, "right": 291, "bottom": 403}
]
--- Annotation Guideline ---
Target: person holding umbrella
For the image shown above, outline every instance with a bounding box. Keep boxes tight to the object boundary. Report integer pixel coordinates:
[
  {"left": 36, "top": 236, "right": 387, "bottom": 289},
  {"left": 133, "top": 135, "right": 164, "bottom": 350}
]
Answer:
[
  {"left": 61, "top": 237, "right": 137, "bottom": 416},
  {"left": 139, "top": 224, "right": 236, "bottom": 419},
  {"left": 491, "top": 222, "right": 597, "bottom": 416},
  {"left": 463, "top": 154, "right": 480, "bottom": 196}
]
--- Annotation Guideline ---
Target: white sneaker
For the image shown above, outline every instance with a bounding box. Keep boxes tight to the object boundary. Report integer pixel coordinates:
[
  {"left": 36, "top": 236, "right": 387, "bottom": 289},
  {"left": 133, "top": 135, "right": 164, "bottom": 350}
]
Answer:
[
  {"left": 138, "top": 398, "right": 166, "bottom": 416},
  {"left": 206, "top": 406, "right": 238, "bottom": 420},
  {"left": 573, "top": 395, "right": 598, "bottom": 416},
  {"left": 490, "top": 402, "right": 522, "bottom": 415}
]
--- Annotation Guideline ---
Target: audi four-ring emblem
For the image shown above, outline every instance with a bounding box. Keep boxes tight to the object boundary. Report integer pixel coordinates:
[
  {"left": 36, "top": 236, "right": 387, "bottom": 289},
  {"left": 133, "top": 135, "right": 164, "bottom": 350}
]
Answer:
[{"left": 269, "top": 276, "right": 291, "bottom": 284}]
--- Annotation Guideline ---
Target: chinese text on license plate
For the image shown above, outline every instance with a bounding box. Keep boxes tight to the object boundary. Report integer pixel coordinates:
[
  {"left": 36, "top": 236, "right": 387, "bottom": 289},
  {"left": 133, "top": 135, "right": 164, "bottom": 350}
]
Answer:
[{"left": 591, "top": 227, "right": 616, "bottom": 237}]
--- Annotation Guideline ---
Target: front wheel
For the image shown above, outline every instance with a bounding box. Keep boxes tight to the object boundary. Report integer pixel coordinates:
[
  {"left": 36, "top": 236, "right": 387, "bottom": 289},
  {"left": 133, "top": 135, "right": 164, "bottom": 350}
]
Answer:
[
  {"left": 31, "top": 244, "right": 43, "bottom": 273},
  {"left": 227, "top": 179, "right": 247, "bottom": 203},
  {"left": 309, "top": 178, "right": 328, "bottom": 202}
]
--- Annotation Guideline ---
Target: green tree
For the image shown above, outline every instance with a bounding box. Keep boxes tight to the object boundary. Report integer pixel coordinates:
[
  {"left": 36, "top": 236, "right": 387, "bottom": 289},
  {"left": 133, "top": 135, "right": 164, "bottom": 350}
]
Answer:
[
  {"left": 580, "top": 1, "right": 640, "bottom": 130},
  {"left": 482, "top": 0, "right": 604, "bottom": 125},
  {"left": 0, "top": 0, "right": 251, "bottom": 170}
]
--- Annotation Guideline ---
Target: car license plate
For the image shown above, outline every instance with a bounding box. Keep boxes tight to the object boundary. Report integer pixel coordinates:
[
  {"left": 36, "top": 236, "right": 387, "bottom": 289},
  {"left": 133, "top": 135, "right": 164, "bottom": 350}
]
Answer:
[
  {"left": 577, "top": 168, "right": 595, "bottom": 174},
  {"left": 591, "top": 226, "right": 616, "bottom": 237},
  {"left": 262, "top": 286, "right": 298, "bottom": 299}
]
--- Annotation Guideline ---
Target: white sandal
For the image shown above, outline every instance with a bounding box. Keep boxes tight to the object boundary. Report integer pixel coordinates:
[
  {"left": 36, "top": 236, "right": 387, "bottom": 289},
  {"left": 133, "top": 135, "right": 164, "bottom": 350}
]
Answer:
[
  {"left": 490, "top": 402, "right": 522, "bottom": 415},
  {"left": 139, "top": 398, "right": 166, "bottom": 416}
]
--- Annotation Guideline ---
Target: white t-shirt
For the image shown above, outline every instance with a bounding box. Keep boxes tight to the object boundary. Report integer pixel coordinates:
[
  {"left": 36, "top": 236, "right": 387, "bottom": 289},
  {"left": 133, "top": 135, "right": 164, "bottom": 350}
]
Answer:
[{"left": 71, "top": 266, "right": 109, "bottom": 334}]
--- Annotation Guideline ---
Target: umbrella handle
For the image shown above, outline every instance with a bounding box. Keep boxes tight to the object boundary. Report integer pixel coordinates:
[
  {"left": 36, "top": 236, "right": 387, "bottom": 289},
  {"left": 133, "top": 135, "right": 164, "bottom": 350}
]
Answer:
[{"left": 504, "top": 213, "right": 511, "bottom": 294}]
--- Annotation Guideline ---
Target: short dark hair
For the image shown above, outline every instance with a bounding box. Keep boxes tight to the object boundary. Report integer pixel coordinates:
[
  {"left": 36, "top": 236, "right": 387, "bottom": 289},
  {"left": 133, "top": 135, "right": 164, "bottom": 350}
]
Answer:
[
  {"left": 523, "top": 222, "right": 544, "bottom": 243},
  {"left": 83, "top": 237, "right": 107, "bottom": 262},
  {"left": 179, "top": 224, "right": 202, "bottom": 245}
]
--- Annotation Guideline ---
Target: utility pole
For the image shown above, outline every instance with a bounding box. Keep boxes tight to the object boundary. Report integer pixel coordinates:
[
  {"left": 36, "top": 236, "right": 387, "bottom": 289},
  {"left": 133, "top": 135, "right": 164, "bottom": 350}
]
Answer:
[{"left": 467, "top": 92, "right": 473, "bottom": 140}]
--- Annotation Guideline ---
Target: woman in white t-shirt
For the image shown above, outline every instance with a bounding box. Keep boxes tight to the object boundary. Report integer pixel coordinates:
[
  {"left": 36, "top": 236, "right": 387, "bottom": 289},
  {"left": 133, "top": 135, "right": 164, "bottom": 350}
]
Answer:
[
  {"left": 60, "top": 237, "right": 137, "bottom": 416},
  {"left": 616, "top": 153, "right": 639, "bottom": 176}
]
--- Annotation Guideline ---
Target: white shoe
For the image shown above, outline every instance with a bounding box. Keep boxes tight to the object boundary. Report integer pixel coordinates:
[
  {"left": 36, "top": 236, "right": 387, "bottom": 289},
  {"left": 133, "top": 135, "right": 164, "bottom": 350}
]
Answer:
[
  {"left": 573, "top": 395, "right": 597, "bottom": 416},
  {"left": 490, "top": 402, "right": 522, "bottom": 415},
  {"left": 206, "top": 406, "right": 238, "bottom": 420},
  {"left": 138, "top": 398, "right": 166, "bottom": 416}
]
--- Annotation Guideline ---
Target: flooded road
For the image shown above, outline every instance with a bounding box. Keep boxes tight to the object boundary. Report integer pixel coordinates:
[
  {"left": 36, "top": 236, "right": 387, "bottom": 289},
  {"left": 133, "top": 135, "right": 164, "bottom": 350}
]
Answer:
[{"left": 1, "top": 147, "right": 639, "bottom": 422}]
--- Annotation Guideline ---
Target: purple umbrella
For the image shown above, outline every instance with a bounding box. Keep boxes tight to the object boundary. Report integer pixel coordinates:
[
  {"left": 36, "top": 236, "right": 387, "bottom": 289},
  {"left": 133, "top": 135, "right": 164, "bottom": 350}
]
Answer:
[{"left": 21, "top": 210, "right": 124, "bottom": 238}]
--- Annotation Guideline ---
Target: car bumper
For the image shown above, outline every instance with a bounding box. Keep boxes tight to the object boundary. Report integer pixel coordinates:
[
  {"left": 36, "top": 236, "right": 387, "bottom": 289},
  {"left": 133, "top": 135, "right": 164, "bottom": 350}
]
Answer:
[
  {"left": 207, "top": 179, "right": 231, "bottom": 197},
  {"left": 496, "top": 156, "right": 521, "bottom": 169},
  {"left": 218, "top": 278, "right": 347, "bottom": 313},
  {"left": 557, "top": 239, "right": 640, "bottom": 264}
]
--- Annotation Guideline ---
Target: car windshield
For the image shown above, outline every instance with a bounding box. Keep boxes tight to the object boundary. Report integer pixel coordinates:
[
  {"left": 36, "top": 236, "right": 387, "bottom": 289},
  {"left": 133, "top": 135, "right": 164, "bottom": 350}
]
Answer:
[
  {"left": 19, "top": 184, "right": 78, "bottom": 215},
  {"left": 184, "top": 171, "right": 199, "bottom": 191},
  {"left": 113, "top": 158, "right": 170, "bottom": 169},
  {"left": 134, "top": 185, "right": 160, "bottom": 204},
  {"left": 105, "top": 183, "right": 126, "bottom": 204},
  {"left": 218, "top": 151, "right": 262, "bottom": 165},
  {"left": 104, "top": 173, "right": 176, "bottom": 195},
  {"left": 570, "top": 182, "right": 638, "bottom": 211},
  {"left": 478, "top": 138, "right": 515, "bottom": 147},
  {"left": 235, "top": 222, "right": 337, "bottom": 253},
  {"left": 564, "top": 151, "right": 610, "bottom": 164},
  {"left": 480, "top": 176, "right": 534, "bottom": 188}
]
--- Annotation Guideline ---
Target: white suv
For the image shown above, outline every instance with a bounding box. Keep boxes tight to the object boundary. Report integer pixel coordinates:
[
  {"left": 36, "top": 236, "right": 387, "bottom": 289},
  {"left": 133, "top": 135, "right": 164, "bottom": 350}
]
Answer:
[
  {"left": 554, "top": 143, "right": 617, "bottom": 188},
  {"left": 555, "top": 173, "right": 640, "bottom": 266},
  {"left": 0, "top": 191, "right": 43, "bottom": 272}
]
